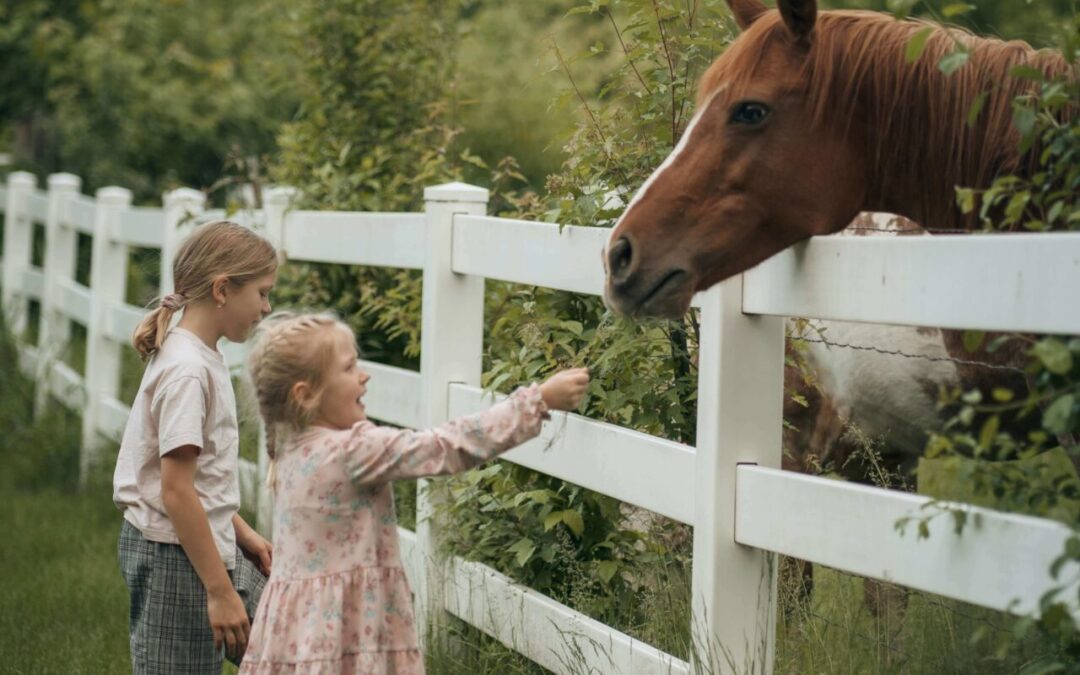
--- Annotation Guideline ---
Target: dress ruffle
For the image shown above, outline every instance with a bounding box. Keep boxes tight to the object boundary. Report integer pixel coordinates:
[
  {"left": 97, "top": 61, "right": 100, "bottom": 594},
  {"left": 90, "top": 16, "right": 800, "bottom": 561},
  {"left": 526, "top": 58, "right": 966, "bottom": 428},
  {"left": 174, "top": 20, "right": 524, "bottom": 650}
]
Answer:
[
  {"left": 240, "top": 650, "right": 423, "bottom": 675},
  {"left": 241, "top": 566, "right": 421, "bottom": 674}
]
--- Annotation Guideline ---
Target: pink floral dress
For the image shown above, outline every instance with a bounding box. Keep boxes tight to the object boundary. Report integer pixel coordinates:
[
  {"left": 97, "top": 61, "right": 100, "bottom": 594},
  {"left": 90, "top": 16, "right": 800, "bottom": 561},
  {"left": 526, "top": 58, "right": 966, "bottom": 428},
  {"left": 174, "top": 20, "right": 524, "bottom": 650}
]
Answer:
[{"left": 240, "top": 385, "right": 549, "bottom": 675}]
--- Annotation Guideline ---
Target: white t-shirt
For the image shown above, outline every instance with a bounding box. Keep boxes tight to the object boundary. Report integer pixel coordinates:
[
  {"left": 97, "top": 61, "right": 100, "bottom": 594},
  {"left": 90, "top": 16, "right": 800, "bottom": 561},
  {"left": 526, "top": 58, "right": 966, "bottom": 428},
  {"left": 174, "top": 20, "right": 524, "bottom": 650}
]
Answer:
[{"left": 112, "top": 327, "right": 241, "bottom": 569}]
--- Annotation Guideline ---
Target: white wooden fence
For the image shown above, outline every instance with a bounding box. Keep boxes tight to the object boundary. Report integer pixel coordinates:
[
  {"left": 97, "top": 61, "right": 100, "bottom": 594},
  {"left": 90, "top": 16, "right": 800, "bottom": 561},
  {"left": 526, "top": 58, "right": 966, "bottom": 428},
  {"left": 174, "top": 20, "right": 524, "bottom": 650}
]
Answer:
[{"left": 2, "top": 170, "right": 1079, "bottom": 674}]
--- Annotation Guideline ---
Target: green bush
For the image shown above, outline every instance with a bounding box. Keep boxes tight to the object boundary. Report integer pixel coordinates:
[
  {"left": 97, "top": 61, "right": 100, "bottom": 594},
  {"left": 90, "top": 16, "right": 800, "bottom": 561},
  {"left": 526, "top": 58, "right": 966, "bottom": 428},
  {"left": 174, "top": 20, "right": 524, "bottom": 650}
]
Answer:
[{"left": 917, "top": 7, "right": 1080, "bottom": 669}]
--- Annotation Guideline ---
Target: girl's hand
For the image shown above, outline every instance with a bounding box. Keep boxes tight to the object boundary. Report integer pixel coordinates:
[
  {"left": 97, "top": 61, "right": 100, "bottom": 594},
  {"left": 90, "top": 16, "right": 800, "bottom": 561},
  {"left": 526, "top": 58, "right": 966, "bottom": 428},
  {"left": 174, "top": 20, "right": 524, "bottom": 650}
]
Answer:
[
  {"left": 539, "top": 368, "right": 590, "bottom": 412},
  {"left": 207, "top": 585, "right": 250, "bottom": 659},
  {"left": 236, "top": 522, "right": 273, "bottom": 577}
]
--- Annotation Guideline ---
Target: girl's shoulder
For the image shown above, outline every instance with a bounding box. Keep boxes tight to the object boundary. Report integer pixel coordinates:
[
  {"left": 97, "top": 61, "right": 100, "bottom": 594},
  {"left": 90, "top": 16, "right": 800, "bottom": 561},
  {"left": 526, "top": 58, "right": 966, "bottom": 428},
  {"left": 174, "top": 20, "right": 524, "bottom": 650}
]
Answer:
[
  {"left": 154, "top": 330, "right": 229, "bottom": 379},
  {"left": 288, "top": 420, "right": 386, "bottom": 452},
  {"left": 147, "top": 347, "right": 209, "bottom": 388}
]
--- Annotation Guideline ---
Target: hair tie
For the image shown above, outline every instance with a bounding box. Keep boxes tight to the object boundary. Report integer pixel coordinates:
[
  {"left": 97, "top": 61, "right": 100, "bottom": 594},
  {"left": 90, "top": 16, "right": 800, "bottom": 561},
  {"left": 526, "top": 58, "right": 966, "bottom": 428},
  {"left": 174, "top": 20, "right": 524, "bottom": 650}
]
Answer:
[{"left": 160, "top": 293, "right": 187, "bottom": 311}]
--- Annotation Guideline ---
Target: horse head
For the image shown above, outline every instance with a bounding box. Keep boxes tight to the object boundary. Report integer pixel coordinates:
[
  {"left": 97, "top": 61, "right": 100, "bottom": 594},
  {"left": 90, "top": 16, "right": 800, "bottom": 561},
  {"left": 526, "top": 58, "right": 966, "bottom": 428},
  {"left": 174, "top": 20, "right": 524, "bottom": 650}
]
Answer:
[
  {"left": 603, "top": 0, "right": 1065, "bottom": 319},
  {"left": 604, "top": 0, "right": 867, "bottom": 318}
]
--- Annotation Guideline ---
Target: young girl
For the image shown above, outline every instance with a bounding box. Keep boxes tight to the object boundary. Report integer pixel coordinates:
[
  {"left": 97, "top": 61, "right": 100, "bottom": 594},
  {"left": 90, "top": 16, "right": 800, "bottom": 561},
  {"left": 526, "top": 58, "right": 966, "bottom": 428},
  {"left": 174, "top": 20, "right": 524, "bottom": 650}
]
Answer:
[
  {"left": 239, "top": 312, "right": 589, "bottom": 674},
  {"left": 113, "top": 220, "right": 279, "bottom": 673}
]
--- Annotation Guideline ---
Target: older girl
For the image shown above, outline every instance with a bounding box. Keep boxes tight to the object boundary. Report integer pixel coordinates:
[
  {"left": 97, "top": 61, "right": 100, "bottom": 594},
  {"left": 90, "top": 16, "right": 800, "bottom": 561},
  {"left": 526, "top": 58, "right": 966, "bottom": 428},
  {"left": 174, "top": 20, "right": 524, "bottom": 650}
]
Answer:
[{"left": 113, "top": 220, "right": 277, "bottom": 673}]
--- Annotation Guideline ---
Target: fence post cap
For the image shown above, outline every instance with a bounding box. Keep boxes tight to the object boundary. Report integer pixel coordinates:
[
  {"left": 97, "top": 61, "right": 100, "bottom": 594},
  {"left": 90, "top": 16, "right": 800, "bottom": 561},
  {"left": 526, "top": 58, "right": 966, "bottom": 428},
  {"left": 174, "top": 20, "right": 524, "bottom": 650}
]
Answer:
[
  {"left": 265, "top": 185, "right": 300, "bottom": 205},
  {"left": 47, "top": 173, "right": 82, "bottom": 190},
  {"left": 8, "top": 171, "right": 37, "bottom": 188},
  {"left": 423, "top": 182, "right": 489, "bottom": 204},
  {"left": 95, "top": 186, "right": 133, "bottom": 205},
  {"left": 162, "top": 187, "right": 205, "bottom": 208}
]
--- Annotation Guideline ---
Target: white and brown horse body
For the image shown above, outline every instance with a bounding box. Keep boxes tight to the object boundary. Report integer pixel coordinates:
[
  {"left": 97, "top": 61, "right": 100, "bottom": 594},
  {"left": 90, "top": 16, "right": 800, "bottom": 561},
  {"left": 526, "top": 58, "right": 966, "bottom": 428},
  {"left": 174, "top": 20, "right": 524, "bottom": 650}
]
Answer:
[{"left": 783, "top": 215, "right": 958, "bottom": 476}]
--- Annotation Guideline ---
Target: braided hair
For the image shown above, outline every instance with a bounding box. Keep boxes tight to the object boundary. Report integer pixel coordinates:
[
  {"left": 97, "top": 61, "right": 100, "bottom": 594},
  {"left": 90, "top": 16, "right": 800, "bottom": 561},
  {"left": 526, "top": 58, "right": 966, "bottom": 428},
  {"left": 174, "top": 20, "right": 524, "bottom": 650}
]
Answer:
[{"left": 245, "top": 312, "right": 353, "bottom": 487}]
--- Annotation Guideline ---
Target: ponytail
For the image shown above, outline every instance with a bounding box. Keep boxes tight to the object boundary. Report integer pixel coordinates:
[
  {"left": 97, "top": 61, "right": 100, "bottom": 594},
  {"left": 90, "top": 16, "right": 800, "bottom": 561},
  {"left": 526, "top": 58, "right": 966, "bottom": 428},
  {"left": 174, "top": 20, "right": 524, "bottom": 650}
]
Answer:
[{"left": 132, "top": 293, "right": 189, "bottom": 360}]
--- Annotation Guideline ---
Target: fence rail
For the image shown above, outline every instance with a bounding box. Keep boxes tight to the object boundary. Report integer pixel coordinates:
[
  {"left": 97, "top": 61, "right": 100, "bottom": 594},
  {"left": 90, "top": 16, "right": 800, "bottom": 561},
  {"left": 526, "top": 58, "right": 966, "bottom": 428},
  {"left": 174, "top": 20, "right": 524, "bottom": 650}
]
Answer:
[
  {"left": 2, "top": 170, "right": 1078, "bottom": 674},
  {"left": 743, "top": 233, "right": 1080, "bottom": 334}
]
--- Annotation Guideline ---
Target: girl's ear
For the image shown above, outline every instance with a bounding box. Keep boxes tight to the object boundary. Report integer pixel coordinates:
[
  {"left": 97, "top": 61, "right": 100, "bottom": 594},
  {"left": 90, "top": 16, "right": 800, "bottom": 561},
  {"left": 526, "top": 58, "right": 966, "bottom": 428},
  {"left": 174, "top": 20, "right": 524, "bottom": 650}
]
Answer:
[
  {"left": 291, "top": 380, "right": 313, "bottom": 408},
  {"left": 211, "top": 275, "right": 230, "bottom": 307}
]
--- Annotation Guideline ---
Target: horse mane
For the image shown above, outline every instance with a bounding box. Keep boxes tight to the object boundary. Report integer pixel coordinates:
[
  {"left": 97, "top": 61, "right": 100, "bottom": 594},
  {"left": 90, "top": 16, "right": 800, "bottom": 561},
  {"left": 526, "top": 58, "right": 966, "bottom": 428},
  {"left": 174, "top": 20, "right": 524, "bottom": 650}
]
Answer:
[{"left": 701, "top": 10, "right": 1074, "bottom": 230}]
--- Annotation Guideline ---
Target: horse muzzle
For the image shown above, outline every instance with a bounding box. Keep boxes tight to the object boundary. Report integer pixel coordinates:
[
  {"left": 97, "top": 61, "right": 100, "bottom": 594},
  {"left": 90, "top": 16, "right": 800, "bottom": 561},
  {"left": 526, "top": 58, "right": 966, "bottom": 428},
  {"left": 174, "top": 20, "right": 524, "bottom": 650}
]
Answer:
[{"left": 604, "top": 267, "right": 693, "bottom": 319}]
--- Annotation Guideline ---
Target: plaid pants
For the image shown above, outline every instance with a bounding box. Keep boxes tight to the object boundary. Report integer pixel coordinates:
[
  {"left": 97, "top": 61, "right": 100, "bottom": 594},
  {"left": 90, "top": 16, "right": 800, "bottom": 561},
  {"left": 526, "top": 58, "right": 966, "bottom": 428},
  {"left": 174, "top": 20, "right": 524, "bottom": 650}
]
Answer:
[{"left": 118, "top": 519, "right": 266, "bottom": 675}]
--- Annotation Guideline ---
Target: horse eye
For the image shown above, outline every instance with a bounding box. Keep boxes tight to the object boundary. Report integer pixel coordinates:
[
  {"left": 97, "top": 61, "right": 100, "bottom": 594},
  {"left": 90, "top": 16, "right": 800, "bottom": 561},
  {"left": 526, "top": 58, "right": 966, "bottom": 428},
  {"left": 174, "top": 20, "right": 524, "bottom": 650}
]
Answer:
[{"left": 730, "top": 102, "right": 770, "bottom": 125}]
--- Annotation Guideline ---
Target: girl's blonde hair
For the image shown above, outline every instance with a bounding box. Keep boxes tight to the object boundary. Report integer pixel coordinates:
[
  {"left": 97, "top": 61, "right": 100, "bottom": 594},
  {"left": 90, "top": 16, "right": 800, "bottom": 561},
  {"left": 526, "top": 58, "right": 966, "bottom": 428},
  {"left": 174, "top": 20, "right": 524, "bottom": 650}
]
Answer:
[
  {"left": 245, "top": 312, "right": 354, "bottom": 484},
  {"left": 132, "top": 220, "right": 278, "bottom": 360}
]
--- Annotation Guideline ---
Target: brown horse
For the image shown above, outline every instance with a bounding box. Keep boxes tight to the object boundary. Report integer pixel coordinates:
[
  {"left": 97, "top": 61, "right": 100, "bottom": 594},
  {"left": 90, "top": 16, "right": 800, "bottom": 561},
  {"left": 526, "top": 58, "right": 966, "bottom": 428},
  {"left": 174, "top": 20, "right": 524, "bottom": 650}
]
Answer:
[
  {"left": 601, "top": 0, "right": 1073, "bottom": 618},
  {"left": 603, "top": 0, "right": 1071, "bottom": 319}
]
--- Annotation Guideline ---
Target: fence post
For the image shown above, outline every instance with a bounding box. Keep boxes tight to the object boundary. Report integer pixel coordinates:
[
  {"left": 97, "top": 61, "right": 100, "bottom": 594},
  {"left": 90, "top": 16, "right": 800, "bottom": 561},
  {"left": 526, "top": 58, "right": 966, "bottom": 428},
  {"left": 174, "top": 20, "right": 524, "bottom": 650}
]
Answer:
[
  {"left": 34, "top": 173, "right": 83, "bottom": 417},
  {"left": 691, "top": 279, "right": 785, "bottom": 673},
  {"left": 161, "top": 188, "right": 205, "bottom": 297},
  {"left": 82, "top": 186, "right": 132, "bottom": 488},
  {"left": 255, "top": 185, "right": 298, "bottom": 538},
  {"left": 415, "top": 182, "right": 489, "bottom": 644},
  {"left": 2, "top": 171, "right": 37, "bottom": 340}
]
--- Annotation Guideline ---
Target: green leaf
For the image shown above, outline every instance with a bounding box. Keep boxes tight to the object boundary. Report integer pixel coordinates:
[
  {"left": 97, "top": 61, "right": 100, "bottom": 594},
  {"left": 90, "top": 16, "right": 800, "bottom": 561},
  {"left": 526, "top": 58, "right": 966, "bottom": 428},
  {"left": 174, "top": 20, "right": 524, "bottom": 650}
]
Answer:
[
  {"left": 905, "top": 27, "right": 933, "bottom": 63},
  {"left": 937, "top": 50, "right": 969, "bottom": 75},
  {"left": 1008, "top": 65, "right": 1045, "bottom": 81},
  {"left": 562, "top": 509, "right": 585, "bottom": 537},
  {"left": 1018, "top": 657, "right": 1068, "bottom": 675},
  {"left": 987, "top": 334, "right": 1013, "bottom": 353},
  {"left": 955, "top": 187, "right": 976, "bottom": 213},
  {"left": 596, "top": 560, "right": 619, "bottom": 583},
  {"left": 942, "top": 3, "right": 975, "bottom": 18},
  {"left": 966, "top": 91, "right": 988, "bottom": 127},
  {"left": 1046, "top": 200, "right": 1064, "bottom": 224},
  {"left": 508, "top": 537, "right": 536, "bottom": 567},
  {"left": 962, "top": 330, "right": 984, "bottom": 353},
  {"left": 992, "top": 388, "right": 1015, "bottom": 403},
  {"left": 951, "top": 508, "right": 968, "bottom": 535},
  {"left": 543, "top": 512, "right": 563, "bottom": 532},
  {"left": 978, "top": 415, "right": 999, "bottom": 451},
  {"left": 1013, "top": 104, "right": 1037, "bottom": 137},
  {"left": 1043, "top": 395, "right": 1075, "bottom": 436},
  {"left": 1033, "top": 339, "right": 1074, "bottom": 375}
]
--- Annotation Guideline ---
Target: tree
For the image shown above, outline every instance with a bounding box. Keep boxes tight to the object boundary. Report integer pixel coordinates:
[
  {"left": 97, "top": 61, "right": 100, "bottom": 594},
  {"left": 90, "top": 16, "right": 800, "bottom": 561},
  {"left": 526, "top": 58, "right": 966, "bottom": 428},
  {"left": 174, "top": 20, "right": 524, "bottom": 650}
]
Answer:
[{"left": 0, "top": 0, "right": 299, "bottom": 203}]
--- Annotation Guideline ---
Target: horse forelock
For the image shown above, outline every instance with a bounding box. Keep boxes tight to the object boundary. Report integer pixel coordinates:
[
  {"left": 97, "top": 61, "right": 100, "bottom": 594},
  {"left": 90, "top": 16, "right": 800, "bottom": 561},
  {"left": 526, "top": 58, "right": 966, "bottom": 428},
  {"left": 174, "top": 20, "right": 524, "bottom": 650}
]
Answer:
[{"left": 705, "top": 8, "right": 1072, "bottom": 230}]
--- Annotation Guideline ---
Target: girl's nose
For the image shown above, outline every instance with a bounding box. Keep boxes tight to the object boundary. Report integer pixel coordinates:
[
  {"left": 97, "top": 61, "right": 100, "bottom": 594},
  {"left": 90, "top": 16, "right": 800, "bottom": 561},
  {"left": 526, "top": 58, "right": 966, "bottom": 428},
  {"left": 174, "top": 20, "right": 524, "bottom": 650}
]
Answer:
[{"left": 359, "top": 370, "right": 370, "bottom": 385}]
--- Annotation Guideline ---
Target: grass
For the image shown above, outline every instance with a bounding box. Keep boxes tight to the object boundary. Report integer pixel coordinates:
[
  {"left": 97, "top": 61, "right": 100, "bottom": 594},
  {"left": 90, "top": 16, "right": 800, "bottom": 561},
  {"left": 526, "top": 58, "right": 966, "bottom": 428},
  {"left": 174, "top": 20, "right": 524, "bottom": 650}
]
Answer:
[
  {"left": 775, "top": 564, "right": 1060, "bottom": 674},
  {"left": 0, "top": 320, "right": 131, "bottom": 672},
  {"left": 0, "top": 470, "right": 132, "bottom": 673}
]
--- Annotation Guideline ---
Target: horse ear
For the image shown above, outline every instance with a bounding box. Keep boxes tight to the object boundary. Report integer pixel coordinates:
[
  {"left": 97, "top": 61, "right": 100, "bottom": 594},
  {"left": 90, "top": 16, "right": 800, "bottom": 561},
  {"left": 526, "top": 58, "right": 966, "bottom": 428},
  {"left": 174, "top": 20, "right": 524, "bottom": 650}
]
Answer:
[
  {"left": 726, "top": 0, "right": 767, "bottom": 30},
  {"left": 777, "top": 0, "right": 817, "bottom": 41}
]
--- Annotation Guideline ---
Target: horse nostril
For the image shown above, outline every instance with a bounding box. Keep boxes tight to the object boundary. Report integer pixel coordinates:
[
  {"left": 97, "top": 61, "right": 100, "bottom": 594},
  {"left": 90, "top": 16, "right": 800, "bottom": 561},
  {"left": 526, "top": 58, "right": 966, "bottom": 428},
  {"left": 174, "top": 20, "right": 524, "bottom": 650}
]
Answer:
[{"left": 608, "top": 237, "right": 635, "bottom": 282}]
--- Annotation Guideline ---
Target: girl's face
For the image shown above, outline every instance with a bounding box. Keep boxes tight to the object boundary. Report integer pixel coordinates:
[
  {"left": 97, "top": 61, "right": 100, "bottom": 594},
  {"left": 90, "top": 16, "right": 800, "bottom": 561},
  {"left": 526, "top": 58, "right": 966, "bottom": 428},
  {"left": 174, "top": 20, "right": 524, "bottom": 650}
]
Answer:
[
  {"left": 312, "top": 327, "right": 370, "bottom": 430},
  {"left": 221, "top": 271, "right": 276, "bottom": 343}
]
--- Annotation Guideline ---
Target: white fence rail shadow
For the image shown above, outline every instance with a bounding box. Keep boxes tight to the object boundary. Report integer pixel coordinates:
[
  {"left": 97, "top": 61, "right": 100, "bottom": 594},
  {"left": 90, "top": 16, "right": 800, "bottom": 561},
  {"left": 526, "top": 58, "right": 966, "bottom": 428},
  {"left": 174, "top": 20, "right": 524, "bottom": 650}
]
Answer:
[{"left": 2, "top": 170, "right": 1079, "bottom": 674}]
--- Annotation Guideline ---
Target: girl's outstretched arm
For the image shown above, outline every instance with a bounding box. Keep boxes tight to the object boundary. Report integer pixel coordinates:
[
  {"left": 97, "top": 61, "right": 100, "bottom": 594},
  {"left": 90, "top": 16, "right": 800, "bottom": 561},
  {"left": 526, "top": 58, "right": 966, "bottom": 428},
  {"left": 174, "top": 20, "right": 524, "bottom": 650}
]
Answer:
[
  {"left": 344, "top": 385, "right": 548, "bottom": 485},
  {"left": 343, "top": 368, "right": 588, "bottom": 485}
]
